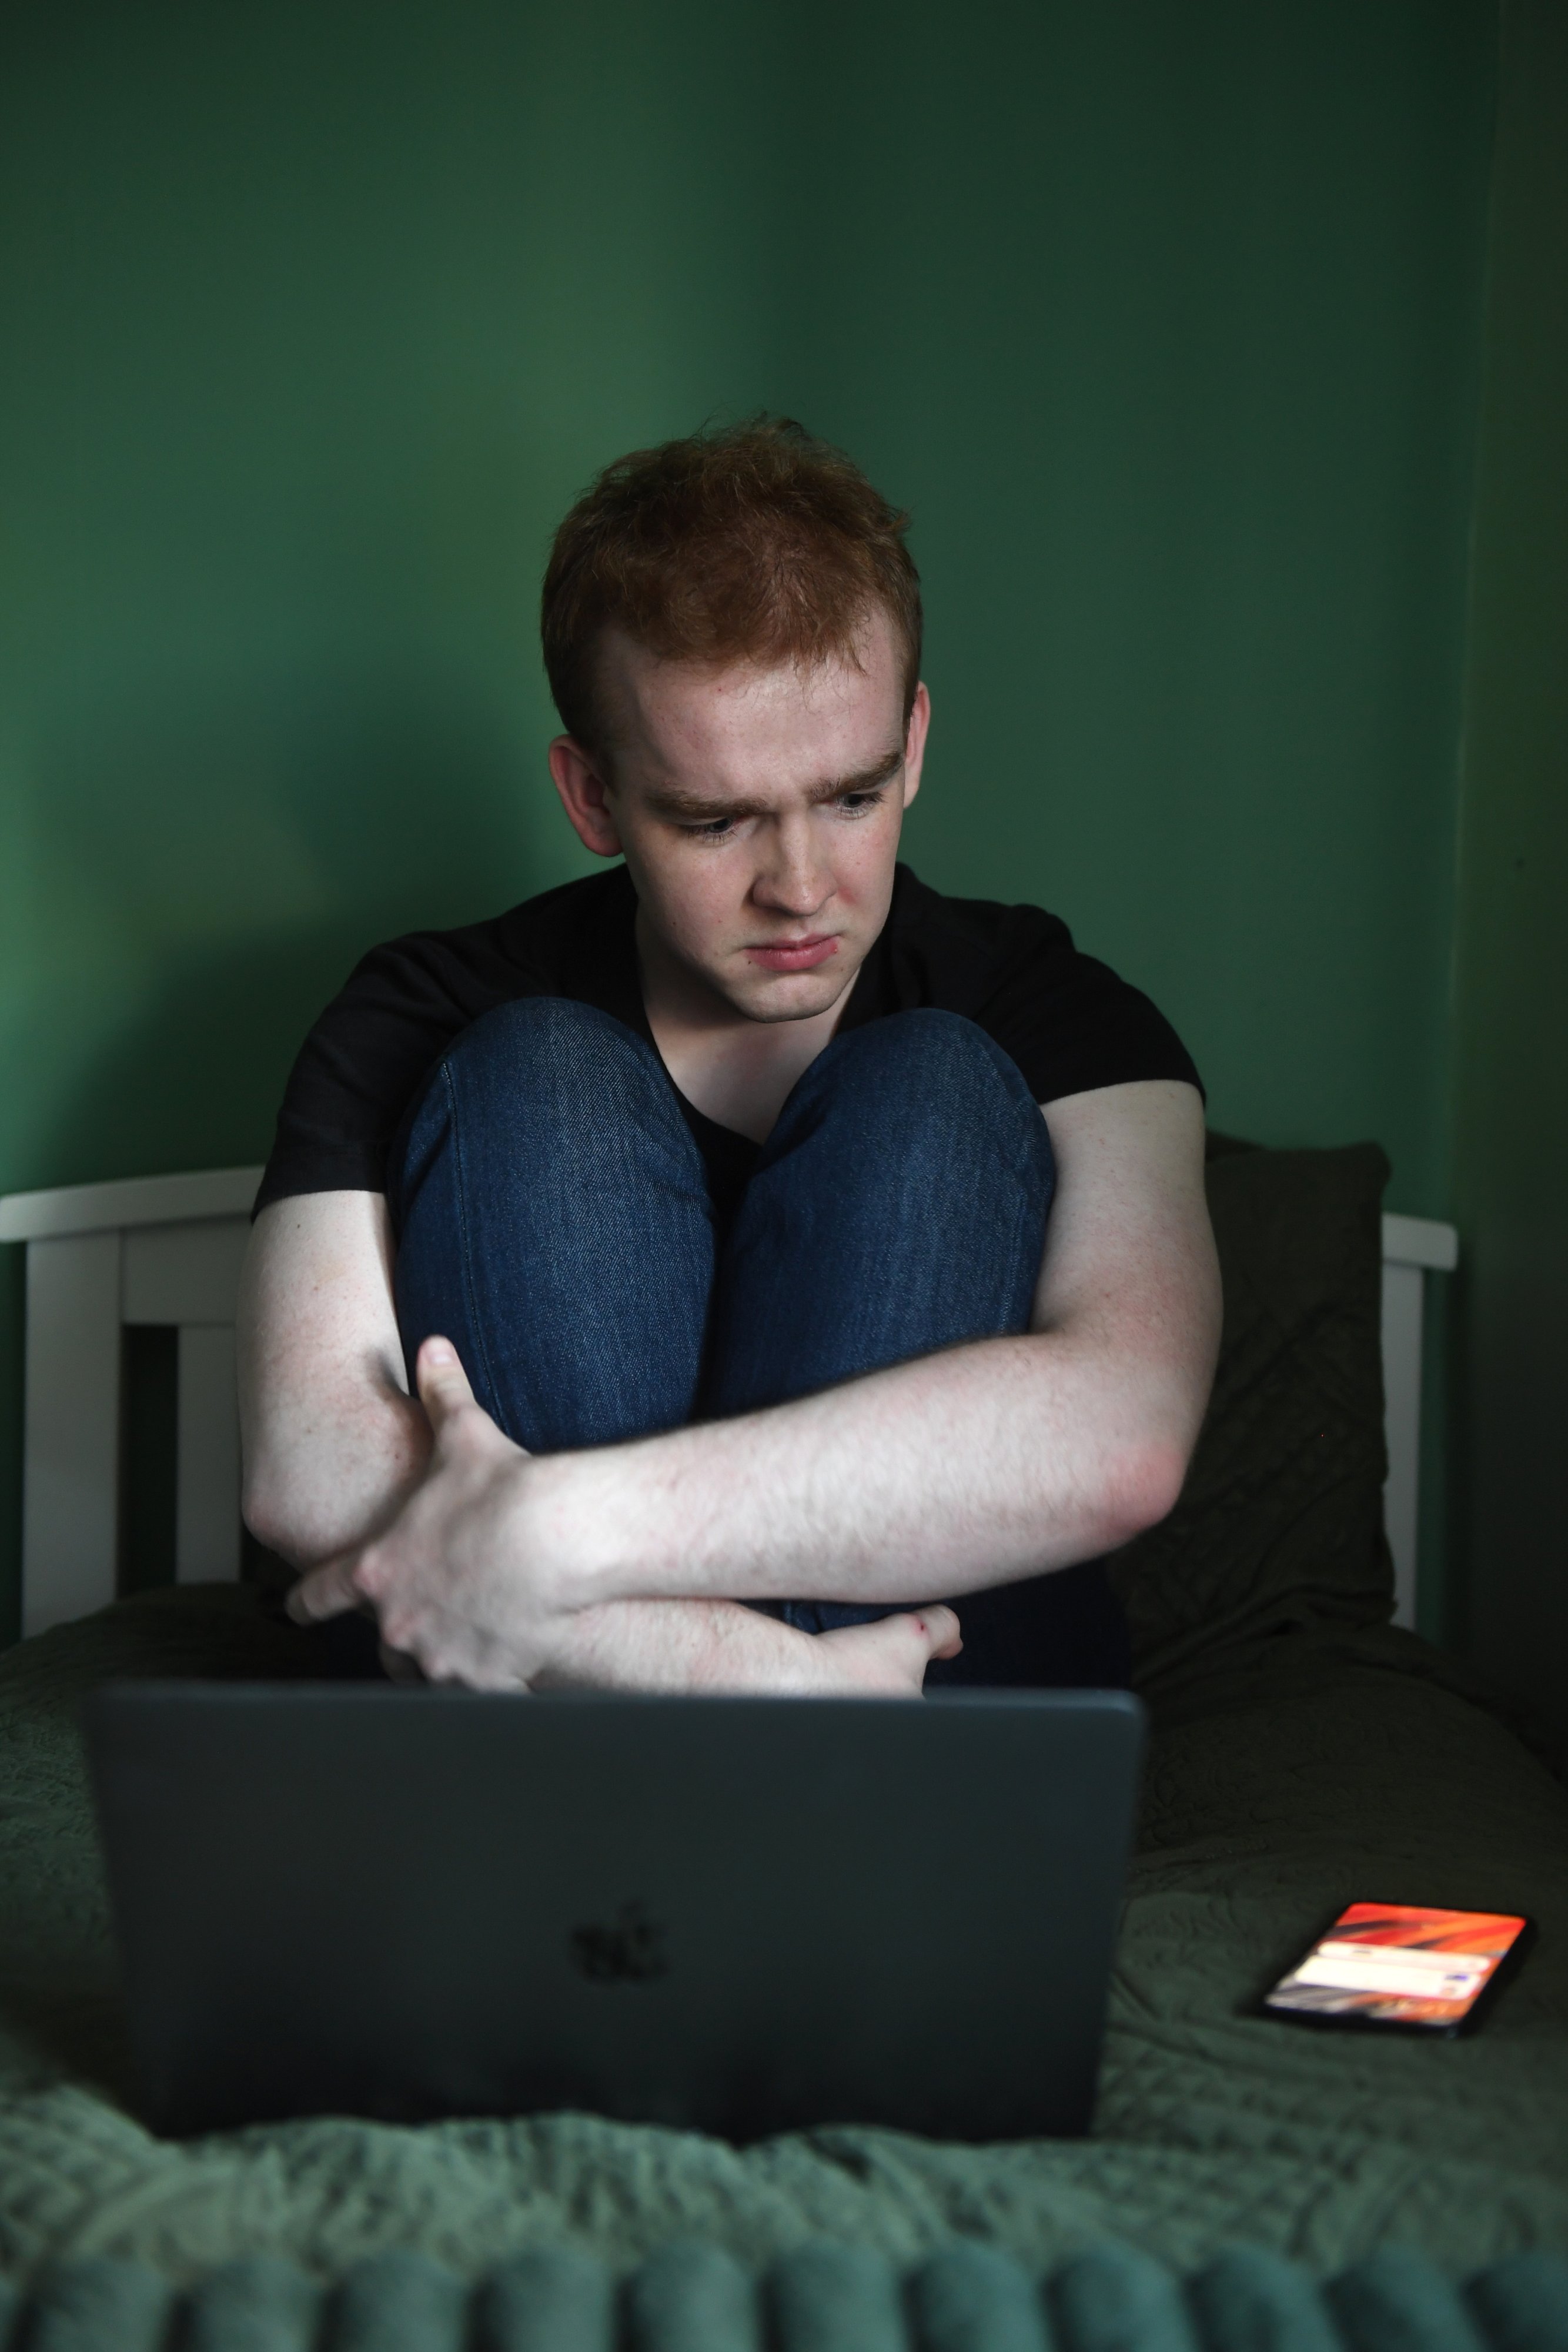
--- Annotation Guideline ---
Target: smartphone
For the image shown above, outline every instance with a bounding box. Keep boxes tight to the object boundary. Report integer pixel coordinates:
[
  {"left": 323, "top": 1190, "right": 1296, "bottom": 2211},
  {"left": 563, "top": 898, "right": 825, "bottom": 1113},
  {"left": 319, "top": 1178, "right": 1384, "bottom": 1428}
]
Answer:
[{"left": 1260, "top": 1902, "right": 1534, "bottom": 2036}]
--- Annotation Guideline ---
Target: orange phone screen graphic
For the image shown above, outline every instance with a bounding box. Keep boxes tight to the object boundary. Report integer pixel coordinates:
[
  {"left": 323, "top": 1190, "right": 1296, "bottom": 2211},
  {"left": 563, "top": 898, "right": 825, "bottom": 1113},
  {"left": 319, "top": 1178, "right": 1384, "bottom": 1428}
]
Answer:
[{"left": 1264, "top": 1903, "right": 1529, "bottom": 2027}]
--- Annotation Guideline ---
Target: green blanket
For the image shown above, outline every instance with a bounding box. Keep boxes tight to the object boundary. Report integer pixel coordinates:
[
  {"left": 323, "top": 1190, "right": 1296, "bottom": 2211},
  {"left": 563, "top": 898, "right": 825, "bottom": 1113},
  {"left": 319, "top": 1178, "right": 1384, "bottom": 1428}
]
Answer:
[{"left": 0, "top": 1583, "right": 1563, "bottom": 2289}]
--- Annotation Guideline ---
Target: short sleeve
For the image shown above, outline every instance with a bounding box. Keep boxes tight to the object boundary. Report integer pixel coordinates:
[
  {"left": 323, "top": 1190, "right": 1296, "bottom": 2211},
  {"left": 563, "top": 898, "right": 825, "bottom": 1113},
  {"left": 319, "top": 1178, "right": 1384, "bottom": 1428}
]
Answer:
[
  {"left": 252, "top": 927, "right": 531, "bottom": 1217},
  {"left": 972, "top": 904, "right": 1203, "bottom": 1106},
  {"left": 862, "top": 872, "right": 1203, "bottom": 1107}
]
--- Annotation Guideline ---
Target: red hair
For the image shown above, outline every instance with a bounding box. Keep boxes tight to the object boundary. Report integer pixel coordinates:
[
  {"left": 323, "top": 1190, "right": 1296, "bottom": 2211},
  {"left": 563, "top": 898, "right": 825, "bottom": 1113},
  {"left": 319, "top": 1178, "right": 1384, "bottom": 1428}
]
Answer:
[{"left": 541, "top": 417, "right": 922, "bottom": 753}]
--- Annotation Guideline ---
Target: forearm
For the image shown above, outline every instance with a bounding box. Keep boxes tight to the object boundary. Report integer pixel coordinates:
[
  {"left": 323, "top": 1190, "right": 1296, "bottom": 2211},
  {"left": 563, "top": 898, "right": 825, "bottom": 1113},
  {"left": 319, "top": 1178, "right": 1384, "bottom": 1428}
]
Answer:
[
  {"left": 530, "top": 1599, "right": 807, "bottom": 1692},
  {"left": 238, "top": 1192, "right": 431, "bottom": 1569},
  {"left": 536, "top": 1324, "right": 1199, "bottom": 1612},
  {"left": 525, "top": 1596, "right": 951, "bottom": 1695},
  {"left": 243, "top": 1385, "right": 432, "bottom": 1569}
]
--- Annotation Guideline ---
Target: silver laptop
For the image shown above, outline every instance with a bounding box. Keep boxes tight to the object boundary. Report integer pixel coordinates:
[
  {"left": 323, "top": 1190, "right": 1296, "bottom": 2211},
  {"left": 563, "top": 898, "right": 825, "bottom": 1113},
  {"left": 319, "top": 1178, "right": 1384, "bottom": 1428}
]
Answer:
[{"left": 85, "top": 1683, "right": 1143, "bottom": 2141}]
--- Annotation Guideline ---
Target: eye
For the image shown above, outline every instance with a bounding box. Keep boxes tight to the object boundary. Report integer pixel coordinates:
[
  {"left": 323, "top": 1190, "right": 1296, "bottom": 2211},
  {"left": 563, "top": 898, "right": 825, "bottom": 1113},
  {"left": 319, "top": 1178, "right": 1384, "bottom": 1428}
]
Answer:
[
  {"left": 683, "top": 816, "right": 735, "bottom": 838},
  {"left": 837, "top": 789, "right": 885, "bottom": 816}
]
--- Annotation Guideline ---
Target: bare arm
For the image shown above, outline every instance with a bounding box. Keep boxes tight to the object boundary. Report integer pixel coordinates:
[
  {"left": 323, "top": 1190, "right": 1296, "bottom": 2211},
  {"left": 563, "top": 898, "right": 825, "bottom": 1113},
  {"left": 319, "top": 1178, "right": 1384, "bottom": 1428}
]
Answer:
[
  {"left": 238, "top": 1192, "right": 433, "bottom": 1568},
  {"left": 243, "top": 1192, "right": 955, "bottom": 1689},
  {"left": 292, "top": 1080, "right": 1221, "bottom": 1684},
  {"left": 539, "top": 1077, "right": 1217, "bottom": 1603}
]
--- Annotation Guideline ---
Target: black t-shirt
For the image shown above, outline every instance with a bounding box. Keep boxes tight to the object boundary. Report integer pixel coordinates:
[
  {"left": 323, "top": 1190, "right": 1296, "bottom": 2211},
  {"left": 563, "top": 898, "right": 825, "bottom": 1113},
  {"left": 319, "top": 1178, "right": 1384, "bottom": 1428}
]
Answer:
[{"left": 254, "top": 861, "right": 1201, "bottom": 1223}]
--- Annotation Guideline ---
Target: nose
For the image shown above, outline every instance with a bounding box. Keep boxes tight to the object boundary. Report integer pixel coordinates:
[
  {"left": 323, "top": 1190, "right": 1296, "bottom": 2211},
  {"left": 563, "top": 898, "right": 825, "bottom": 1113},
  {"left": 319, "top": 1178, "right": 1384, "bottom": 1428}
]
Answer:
[{"left": 752, "top": 812, "right": 834, "bottom": 920}]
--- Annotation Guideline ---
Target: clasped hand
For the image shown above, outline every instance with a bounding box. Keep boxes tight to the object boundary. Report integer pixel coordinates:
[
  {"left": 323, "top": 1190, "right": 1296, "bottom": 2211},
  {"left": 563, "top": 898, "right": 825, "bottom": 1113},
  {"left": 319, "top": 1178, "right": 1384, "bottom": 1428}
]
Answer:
[
  {"left": 287, "top": 1339, "right": 557, "bottom": 1686},
  {"left": 286, "top": 1338, "right": 961, "bottom": 1695}
]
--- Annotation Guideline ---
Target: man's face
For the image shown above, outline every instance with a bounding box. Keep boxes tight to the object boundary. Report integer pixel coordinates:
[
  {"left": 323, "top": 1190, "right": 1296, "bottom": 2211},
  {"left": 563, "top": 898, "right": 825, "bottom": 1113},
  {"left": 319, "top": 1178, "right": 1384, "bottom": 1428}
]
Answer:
[{"left": 549, "top": 610, "right": 927, "bottom": 1024}]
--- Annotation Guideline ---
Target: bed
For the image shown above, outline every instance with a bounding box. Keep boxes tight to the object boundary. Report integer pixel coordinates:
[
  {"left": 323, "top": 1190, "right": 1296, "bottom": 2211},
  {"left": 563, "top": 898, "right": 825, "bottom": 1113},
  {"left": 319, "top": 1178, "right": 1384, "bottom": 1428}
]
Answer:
[{"left": 0, "top": 1137, "right": 1563, "bottom": 2348}]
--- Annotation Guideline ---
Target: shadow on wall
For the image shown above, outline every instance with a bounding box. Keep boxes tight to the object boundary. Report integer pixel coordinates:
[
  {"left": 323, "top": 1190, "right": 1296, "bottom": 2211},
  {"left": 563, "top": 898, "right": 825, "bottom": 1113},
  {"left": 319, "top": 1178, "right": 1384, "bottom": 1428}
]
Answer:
[{"left": 31, "top": 666, "right": 556, "bottom": 1187}]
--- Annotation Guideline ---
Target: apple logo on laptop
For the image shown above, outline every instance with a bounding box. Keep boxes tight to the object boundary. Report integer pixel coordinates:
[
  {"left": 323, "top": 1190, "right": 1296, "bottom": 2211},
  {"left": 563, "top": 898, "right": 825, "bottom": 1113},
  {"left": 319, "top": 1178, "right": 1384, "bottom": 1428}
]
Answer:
[{"left": 569, "top": 1899, "right": 670, "bottom": 1984}]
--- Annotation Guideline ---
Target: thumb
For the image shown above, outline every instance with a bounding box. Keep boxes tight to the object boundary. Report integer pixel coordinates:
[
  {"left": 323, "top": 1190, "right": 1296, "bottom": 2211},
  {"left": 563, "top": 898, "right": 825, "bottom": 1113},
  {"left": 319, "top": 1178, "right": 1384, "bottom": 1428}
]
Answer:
[
  {"left": 415, "top": 1335, "right": 477, "bottom": 1427},
  {"left": 286, "top": 1551, "right": 364, "bottom": 1625}
]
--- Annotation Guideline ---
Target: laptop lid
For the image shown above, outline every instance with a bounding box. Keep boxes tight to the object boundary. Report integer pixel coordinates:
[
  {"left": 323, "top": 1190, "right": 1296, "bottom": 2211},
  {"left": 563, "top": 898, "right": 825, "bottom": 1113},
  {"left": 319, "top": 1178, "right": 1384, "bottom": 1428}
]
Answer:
[{"left": 85, "top": 1683, "right": 1143, "bottom": 2141}]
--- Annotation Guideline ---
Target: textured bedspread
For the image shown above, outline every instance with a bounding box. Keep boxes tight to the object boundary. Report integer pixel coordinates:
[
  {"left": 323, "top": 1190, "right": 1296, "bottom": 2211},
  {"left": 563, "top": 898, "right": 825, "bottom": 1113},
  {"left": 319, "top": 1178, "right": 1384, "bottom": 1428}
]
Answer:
[{"left": 0, "top": 1585, "right": 1563, "bottom": 2288}]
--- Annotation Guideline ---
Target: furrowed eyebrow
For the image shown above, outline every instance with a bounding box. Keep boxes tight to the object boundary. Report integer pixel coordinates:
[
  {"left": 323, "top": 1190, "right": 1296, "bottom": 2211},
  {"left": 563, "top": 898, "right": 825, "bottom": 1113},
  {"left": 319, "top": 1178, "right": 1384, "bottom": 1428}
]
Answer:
[{"left": 645, "top": 745, "right": 905, "bottom": 824}]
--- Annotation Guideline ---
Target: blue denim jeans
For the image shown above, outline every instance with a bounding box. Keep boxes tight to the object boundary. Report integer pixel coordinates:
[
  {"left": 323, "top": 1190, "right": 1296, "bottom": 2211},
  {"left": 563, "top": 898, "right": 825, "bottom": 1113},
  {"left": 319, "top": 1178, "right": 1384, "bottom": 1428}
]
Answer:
[{"left": 390, "top": 999, "right": 1130, "bottom": 1688}]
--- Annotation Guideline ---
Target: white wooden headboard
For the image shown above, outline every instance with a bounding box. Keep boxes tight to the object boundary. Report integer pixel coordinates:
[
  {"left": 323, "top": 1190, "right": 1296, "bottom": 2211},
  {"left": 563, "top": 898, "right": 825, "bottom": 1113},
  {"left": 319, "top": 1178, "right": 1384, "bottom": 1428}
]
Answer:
[
  {"left": 1, "top": 1168, "right": 1459, "bottom": 1643},
  {"left": 0, "top": 1168, "right": 259, "bottom": 1638}
]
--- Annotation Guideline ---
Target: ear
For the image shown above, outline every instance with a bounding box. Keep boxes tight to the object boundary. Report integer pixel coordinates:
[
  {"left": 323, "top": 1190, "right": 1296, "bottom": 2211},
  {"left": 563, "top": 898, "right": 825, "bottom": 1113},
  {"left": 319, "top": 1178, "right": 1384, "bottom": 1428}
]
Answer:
[
  {"left": 549, "top": 737, "right": 624, "bottom": 857},
  {"left": 900, "top": 683, "right": 930, "bottom": 812}
]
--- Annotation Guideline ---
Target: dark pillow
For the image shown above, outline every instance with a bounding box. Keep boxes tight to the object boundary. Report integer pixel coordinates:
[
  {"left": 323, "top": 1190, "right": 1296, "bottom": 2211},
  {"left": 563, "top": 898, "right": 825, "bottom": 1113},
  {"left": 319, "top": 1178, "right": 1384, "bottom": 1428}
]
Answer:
[{"left": 1106, "top": 1137, "right": 1393, "bottom": 1685}]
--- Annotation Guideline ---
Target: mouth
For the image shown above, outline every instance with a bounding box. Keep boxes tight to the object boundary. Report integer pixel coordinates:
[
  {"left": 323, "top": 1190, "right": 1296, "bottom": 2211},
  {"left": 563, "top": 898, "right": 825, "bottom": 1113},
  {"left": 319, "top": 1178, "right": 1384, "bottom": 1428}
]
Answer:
[{"left": 745, "top": 935, "right": 840, "bottom": 974}]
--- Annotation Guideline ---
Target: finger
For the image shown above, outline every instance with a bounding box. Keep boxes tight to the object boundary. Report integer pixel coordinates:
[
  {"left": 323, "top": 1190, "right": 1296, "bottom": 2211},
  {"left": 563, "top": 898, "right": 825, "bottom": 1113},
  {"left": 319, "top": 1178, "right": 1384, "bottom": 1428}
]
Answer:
[
  {"left": 414, "top": 1335, "right": 478, "bottom": 1428},
  {"left": 811, "top": 1609, "right": 963, "bottom": 1695},
  {"left": 285, "top": 1554, "right": 364, "bottom": 1625},
  {"left": 911, "top": 1605, "right": 962, "bottom": 1659}
]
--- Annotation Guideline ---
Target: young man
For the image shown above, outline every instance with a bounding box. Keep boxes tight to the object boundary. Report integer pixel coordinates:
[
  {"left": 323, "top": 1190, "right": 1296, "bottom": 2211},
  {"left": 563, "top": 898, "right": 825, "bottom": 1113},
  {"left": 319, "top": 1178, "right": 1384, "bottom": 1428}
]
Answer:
[{"left": 239, "top": 419, "right": 1221, "bottom": 1696}]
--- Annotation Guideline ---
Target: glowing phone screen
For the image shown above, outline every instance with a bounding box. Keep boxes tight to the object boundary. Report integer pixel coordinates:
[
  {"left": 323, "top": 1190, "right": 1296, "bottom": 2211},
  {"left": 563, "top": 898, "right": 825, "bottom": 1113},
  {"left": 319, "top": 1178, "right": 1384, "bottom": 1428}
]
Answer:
[{"left": 1264, "top": 1903, "right": 1529, "bottom": 2029}]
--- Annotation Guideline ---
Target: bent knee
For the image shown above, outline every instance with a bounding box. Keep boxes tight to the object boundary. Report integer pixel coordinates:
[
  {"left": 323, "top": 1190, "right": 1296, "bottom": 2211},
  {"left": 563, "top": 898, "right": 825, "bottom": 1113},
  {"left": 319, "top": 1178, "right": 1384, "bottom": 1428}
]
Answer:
[
  {"left": 393, "top": 995, "right": 673, "bottom": 1210},
  {"left": 440, "top": 994, "right": 646, "bottom": 1079},
  {"left": 813, "top": 1010, "right": 1051, "bottom": 1182},
  {"left": 834, "top": 1009, "right": 1039, "bottom": 1115},
  {"left": 427, "top": 998, "right": 671, "bottom": 1131}
]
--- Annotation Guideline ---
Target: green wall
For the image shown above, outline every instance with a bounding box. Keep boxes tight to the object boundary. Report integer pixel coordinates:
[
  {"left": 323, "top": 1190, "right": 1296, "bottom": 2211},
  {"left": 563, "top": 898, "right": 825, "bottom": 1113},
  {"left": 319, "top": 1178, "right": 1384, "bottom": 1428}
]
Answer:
[
  {"left": 1447, "top": 0, "right": 1568, "bottom": 1736},
  {"left": 0, "top": 0, "right": 1498, "bottom": 1637}
]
